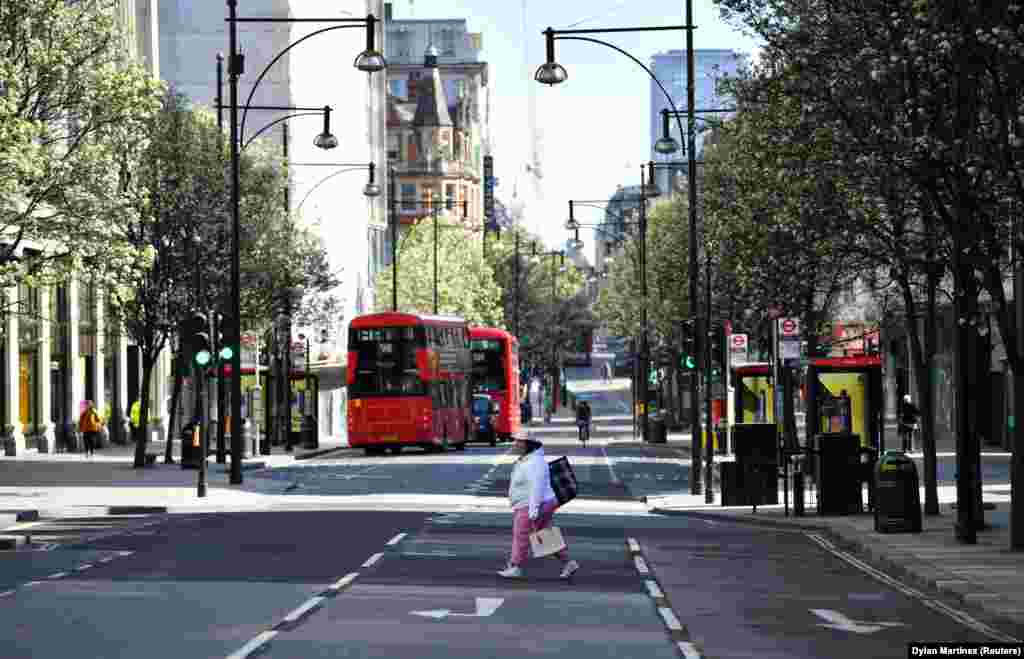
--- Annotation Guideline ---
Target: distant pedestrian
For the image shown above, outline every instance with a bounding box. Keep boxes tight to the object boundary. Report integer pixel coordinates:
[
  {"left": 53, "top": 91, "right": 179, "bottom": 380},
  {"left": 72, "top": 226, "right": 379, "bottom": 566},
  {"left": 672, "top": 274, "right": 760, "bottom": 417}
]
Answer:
[
  {"left": 78, "top": 400, "right": 103, "bottom": 458},
  {"left": 604, "top": 361, "right": 613, "bottom": 383},
  {"left": 899, "top": 394, "right": 920, "bottom": 452},
  {"left": 498, "top": 434, "right": 578, "bottom": 580},
  {"left": 575, "top": 400, "right": 592, "bottom": 444},
  {"left": 543, "top": 388, "right": 552, "bottom": 424}
]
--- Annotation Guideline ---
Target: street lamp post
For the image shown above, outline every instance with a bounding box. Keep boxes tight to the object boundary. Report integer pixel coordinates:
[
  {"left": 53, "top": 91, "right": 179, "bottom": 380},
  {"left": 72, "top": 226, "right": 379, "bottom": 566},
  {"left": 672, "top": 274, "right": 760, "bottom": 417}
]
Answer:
[
  {"left": 535, "top": 18, "right": 688, "bottom": 461},
  {"left": 225, "top": 2, "right": 385, "bottom": 484}
]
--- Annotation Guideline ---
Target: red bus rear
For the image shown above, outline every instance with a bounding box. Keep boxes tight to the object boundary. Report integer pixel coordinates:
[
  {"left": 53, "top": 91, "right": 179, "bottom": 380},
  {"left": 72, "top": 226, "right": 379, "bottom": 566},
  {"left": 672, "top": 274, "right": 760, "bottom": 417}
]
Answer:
[
  {"left": 347, "top": 312, "right": 471, "bottom": 455},
  {"left": 469, "top": 327, "right": 521, "bottom": 441}
]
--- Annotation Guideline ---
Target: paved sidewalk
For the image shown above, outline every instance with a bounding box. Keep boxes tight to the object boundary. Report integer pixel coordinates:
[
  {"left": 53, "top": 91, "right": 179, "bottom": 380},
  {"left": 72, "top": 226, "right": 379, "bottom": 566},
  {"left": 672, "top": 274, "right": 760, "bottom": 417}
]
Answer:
[{"left": 647, "top": 487, "right": 1024, "bottom": 632}]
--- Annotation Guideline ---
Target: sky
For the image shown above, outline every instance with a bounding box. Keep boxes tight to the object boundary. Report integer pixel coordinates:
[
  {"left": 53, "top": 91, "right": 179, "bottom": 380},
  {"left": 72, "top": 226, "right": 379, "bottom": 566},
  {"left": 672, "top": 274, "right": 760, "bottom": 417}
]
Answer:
[{"left": 388, "top": 0, "right": 762, "bottom": 260}]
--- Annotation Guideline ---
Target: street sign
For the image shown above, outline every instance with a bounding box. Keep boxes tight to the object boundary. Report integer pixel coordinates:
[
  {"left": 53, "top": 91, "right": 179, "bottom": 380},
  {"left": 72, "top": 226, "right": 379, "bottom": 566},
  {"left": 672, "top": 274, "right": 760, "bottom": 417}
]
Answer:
[
  {"left": 780, "top": 317, "right": 800, "bottom": 336},
  {"left": 483, "top": 155, "right": 494, "bottom": 220},
  {"left": 729, "top": 333, "right": 748, "bottom": 366}
]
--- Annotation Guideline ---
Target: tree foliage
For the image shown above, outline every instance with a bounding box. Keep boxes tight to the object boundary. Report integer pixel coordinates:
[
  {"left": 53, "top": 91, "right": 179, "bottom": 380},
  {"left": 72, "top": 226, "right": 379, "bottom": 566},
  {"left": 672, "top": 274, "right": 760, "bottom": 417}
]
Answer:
[
  {"left": 0, "top": 0, "right": 164, "bottom": 298},
  {"left": 374, "top": 216, "right": 504, "bottom": 326}
]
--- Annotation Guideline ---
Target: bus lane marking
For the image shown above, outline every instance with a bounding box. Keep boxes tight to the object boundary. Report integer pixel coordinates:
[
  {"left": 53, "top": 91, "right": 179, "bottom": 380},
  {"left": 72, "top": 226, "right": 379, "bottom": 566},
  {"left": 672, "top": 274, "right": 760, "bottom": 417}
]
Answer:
[{"left": 225, "top": 630, "right": 278, "bottom": 659}]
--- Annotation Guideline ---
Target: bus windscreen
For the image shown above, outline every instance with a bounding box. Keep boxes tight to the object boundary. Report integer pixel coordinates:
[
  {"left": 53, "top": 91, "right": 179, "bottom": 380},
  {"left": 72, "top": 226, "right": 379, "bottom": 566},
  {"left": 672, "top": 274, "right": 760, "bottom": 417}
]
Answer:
[
  {"left": 471, "top": 338, "right": 506, "bottom": 392},
  {"left": 349, "top": 326, "right": 425, "bottom": 397}
]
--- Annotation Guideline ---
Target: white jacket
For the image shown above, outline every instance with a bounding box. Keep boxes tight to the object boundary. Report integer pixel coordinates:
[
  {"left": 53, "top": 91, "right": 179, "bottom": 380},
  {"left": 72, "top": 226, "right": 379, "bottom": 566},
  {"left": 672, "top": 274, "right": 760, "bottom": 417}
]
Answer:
[{"left": 508, "top": 447, "right": 557, "bottom": 518}]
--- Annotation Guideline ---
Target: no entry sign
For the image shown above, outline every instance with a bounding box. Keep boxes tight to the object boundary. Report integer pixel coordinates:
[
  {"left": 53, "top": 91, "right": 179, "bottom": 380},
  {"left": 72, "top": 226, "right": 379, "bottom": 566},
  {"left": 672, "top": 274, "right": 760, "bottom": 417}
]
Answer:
[{"left": 780, "top": 318, "right": 800, "bottom": 337}]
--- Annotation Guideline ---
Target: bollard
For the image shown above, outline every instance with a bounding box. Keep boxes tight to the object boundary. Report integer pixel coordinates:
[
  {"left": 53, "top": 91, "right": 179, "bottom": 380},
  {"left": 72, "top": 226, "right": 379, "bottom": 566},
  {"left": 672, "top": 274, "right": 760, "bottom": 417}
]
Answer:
[{"left": 793, "top": 453, "right": 805, "bottom": 517}]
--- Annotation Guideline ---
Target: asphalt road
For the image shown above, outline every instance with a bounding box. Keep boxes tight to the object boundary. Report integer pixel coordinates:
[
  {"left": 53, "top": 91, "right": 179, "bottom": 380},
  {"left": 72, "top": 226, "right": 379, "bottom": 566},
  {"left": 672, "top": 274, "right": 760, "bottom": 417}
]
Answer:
[
  {"left": 1, "top": 507, "right": 1016, "bottom": 658},
  {"left": 0, "top": 374, "right": 1019, "bottom": 657}
]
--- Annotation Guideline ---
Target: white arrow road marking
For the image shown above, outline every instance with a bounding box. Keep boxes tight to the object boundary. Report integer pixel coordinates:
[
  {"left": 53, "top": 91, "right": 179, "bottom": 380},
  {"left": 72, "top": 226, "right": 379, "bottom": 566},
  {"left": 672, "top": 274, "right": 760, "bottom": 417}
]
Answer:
[
  {"left": 810, "top": 609, "right": 905, "bottom": 634},
  {"left": 411, "top": 597, "right": 504, "bottom": 620}
]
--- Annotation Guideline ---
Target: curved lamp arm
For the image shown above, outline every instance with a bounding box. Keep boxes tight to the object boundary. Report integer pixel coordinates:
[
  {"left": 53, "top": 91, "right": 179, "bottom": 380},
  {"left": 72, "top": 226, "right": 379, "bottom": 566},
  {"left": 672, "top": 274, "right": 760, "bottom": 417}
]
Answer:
[
  {"left": 243, "top": 111, "right": 320, "bottom": 151},
  {"left": 553, "top": 35, "right": 686, "bottom": 159},
  {"left": 295, "top": 166, "right": 370, "bottom": 213},
  {"left": 241, "top": 24, "right": 365, "bottom": 140}
]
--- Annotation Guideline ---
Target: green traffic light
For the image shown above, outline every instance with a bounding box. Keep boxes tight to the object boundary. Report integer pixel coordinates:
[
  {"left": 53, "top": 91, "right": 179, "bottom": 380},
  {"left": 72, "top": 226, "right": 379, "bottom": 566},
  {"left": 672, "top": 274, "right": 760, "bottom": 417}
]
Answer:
[
  {"left": 195, "top": 350, "right": 212, "bottom": 366},
  {"left": 219, "top": 346, "right": 234, "bottom": 360},
  {"left": 681, "top": 355, "right": 695, "bottom": 369}
]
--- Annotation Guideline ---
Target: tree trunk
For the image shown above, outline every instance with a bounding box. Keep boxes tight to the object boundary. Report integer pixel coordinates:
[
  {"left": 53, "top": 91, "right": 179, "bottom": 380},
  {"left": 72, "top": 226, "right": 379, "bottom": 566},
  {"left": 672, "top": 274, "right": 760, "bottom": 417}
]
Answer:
[
  {"left": 133, "top": 353, "right": 155, "bottom": 468},
  {"left": 165, "top": 352, "right": 183, "bottom": 464}
]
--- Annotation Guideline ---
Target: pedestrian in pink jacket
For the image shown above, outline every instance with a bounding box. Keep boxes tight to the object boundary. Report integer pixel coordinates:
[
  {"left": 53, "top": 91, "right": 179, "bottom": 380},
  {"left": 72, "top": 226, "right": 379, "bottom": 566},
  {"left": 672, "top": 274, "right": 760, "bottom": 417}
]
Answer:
[{"left": 498, "top": 435, "right": 579, "bottom": 579}]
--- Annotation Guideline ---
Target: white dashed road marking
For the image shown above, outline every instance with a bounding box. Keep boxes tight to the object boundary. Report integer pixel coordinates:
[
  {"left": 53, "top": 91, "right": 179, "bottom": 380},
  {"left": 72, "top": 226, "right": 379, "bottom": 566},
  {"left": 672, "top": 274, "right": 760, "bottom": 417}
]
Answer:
[
  {"left": 225, "top": 630, "right": 278, "bottom": 659},
  {"left": 326, "top": 573, "right": 359, "bottom": 594},
  {"left": 634, "top": 556, "right": 649, "bottom": 574},
  {"left": 627, "top": 537, "right": 641, "bottom": 553},
  {"left": 645, "top": 579, "right": 664, "bottom": 599},
  {"left": 677, "top": 641, "right": 702, "bottom": 658},
  {"left": 659, "top": 606, "right": 684, "bottom": 632},
  {"left": 75, "top": 564, "right": 93, "bottom": 571},
  {"left": 46, "top": 572, "right": 66, "bottom": 579},
  {"left": 280, "top": 596, "right": 325, "bottom": 627},
  {"left": 385, "top": 533, "right": 407, "bottom": 546},
  {"left": 361, "top": 552, "right": 384, "bottom": 568}
]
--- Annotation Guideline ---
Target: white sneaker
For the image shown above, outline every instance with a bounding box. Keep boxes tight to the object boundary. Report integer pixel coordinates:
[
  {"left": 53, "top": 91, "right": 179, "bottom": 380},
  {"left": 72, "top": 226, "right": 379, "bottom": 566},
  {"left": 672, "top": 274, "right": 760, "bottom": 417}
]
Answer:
[
  {"left": 497, "top": 564, "right": 524, "bottom": 578},
  {"left": 559, "top": 560, "right": 579, "bottom": 579}
]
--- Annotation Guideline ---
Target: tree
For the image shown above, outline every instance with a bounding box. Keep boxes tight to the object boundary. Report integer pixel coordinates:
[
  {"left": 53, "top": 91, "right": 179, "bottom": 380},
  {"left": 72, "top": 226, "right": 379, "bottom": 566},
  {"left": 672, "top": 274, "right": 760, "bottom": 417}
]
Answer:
[
  {"left": 374, "top": 217, "right": 504, "bottom": 326},
  {"left": 0, "top": 0, "right": 164, "bottom": 299}
]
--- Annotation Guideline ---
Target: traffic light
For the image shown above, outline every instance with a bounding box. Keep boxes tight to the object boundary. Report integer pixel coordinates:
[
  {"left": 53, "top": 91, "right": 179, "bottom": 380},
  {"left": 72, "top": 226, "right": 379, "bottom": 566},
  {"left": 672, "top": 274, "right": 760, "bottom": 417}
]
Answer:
[
  {"left": 216, "top": 313, "right": 235, "bottom": 362},
  {"left": 680, "top": 320, "right": 696, "bottom": 369},
  {"left": 190, "top": 312, "right": 212, "bottom": 368},
  {"left": 710, "top": 324, "right": 725, "bottom": 366}
]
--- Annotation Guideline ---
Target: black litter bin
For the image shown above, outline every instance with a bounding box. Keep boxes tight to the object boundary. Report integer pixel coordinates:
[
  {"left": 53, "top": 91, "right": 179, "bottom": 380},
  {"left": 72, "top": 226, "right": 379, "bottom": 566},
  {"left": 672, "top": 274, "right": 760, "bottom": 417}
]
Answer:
[
  {"left": 815, "top": 432, "right": 862, "bottom": 515},
  {"left": 648, "top": 414, "right": 667, "bottom": 443},
  {"left": 873, "top": 450, "right": 922, "bottom": 533}
]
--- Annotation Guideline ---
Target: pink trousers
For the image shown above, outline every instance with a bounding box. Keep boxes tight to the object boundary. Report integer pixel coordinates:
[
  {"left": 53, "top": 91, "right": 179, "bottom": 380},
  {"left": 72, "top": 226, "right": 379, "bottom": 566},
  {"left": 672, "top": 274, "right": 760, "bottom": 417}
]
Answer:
[{"left": 510, "top": 498, "right": 569, "bottom": 566}]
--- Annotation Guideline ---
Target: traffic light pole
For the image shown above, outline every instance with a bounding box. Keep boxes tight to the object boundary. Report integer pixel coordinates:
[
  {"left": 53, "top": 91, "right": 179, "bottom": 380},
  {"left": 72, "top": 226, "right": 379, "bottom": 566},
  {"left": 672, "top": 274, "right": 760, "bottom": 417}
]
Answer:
[
  {"left": 216, "top": 312, "right": 227, "bottom": 464},
  {"left": 704, "top": 254, "right": 714, "bottom": 504}
]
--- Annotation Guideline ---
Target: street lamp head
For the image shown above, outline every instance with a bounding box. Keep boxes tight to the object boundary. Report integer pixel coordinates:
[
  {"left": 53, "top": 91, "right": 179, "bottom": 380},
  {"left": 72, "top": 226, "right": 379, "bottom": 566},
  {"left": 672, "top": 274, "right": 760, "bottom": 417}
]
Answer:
[
  {"left": 314, "top": 105, "right": 338, "bottom": 150},
  {"left": 363, "top": 161, "right": 381, "bottom": 197},
  {"left": 654, "top": 109, "right": 680, "bottom": 154},
  {"left": 565, "top": 218, "right": 579, "bottom": 231},
  {"left": 535, "top": 61, "right": 568, "bottom": 86},
  {"left": 353, "top": 14, "right": 387, "bottom": 73},
  {"left": 654, "top": 136, "right": 680, "bottom": 155},
  {"left": 534, "top": 28, "right": 567, "bottom": 86},
  {"left": 569, "top": 238, "right": 584, "bottom": 251},
  {"left": 314, "top": 131, "right": 339, "bottom": 150}
]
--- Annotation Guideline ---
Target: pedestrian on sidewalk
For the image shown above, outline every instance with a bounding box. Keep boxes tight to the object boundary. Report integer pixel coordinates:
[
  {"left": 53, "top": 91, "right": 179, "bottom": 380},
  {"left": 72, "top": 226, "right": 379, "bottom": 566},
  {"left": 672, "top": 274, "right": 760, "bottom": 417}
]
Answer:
[
  {"left": 604, "top": 361, "right": 613, "bottom": 383},
  {"left": 899, "top": 394, "right": 920, "bottom": 452},
  {"left": 498, "top": 435, "right": 579, "bottom": 580},
  {"left": 78, "top": 400, "right": 103, "bottom": 458},
  {"left": 543, "top": 387, "right": 552, "bottom": 424}
]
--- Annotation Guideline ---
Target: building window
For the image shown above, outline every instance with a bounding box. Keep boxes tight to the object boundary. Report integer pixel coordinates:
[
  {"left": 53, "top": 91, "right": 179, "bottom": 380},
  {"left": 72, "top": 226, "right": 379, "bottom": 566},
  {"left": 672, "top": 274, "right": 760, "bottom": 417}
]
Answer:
[
  {"left": 17, "top": 281, "right": 40, "bottom": 442},
  {"left": 80, "top": 280, "right": 97, "bottom": 402},
  {"left": 50, "top": 285, "right": 68, "bottom": 426},
  {"left": 400, "top": 183, "right": 417, "bottom": 210},
  {"left": 388, "top": 78, "right": 407, "bottom": 99},
  {"left": 391, "top": 30, "right": 410, "bottom": 58},
  {"left": 441, "top": 28, "right": 456, "bottom": 56},
  {"left": 445, "top": 184, "right": 456, "bottom": 210},
  {"left": 387, "top": 134, "right": 400, "bottom": 161}
]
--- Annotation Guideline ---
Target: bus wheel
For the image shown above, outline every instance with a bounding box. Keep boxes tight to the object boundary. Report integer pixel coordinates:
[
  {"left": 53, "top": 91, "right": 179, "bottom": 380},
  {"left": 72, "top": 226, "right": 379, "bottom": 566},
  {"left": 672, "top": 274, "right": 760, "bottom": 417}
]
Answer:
[
  {"left": 438, "top": 433, "right": 449, "bottom": 453},
  {"left": 364, "top": 447, "right": 384, "bottom": 456},
  {"left": 389, "top": 446, "right": 402, "bottom": 455},
  {"left": 489, "top": 434, "right": 496, "bottom": 447}
]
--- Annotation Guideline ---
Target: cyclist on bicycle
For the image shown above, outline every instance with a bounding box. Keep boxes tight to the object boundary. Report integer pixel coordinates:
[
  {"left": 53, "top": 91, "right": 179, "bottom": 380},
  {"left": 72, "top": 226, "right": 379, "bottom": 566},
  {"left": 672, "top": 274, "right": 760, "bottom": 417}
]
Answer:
[
  {"left": 898, "top": 394, "right": 920, "bottom": 452},
  {"left": 576, "top": 401, "right": 592, "bottom": 444}
]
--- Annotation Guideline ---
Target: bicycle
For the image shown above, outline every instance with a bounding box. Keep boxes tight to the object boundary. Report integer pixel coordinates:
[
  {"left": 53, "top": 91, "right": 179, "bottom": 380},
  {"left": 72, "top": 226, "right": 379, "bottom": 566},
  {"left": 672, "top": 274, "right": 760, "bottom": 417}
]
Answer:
[{"left": 577, "top": 420, "right": 591, "bottom": 444}]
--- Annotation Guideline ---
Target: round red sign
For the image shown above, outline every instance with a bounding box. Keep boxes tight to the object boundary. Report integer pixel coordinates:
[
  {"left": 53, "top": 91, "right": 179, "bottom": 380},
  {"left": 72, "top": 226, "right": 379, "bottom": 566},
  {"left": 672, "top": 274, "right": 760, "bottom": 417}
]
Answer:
[
  {"left": 731, "top": 335, "right": 746, "bottom": 348},
  {"left": 782, "top": 319, "right": 797, "bottom": 334}
]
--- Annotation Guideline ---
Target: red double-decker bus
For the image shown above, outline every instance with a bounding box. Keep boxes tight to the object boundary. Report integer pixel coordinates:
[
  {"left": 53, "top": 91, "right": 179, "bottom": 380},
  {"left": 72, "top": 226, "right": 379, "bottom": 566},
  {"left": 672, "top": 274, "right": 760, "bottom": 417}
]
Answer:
[
  {"left": 469, "top": 327, "right": 521, "bottom": 443},
  {"left": 347, "top": 312, "right": 471, "bottom": 455}
]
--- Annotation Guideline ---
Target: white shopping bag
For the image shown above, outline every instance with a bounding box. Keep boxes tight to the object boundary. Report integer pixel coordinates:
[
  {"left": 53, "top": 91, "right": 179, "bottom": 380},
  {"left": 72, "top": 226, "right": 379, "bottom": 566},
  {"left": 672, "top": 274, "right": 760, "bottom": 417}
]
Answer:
[{"left": 529, "top": 526, "right": 567, "bottom": 558}]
